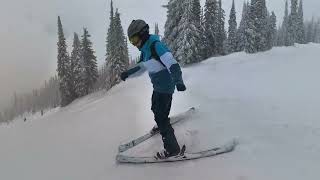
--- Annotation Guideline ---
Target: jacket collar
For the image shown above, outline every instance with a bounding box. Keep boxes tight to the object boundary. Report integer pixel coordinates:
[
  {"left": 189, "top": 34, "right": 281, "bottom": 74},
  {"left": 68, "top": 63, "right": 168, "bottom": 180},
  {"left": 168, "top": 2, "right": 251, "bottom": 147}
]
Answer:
[{"left": 139, "top": 34, "right": 160, "bottom": 52}]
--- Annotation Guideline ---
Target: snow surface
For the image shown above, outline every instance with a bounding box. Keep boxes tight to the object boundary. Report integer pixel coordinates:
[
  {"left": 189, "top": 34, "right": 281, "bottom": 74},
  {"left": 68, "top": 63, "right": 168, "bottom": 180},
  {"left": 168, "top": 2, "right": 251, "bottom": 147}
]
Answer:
[{"left": 1, "top": 44, "right": 320, "bottom": 180}]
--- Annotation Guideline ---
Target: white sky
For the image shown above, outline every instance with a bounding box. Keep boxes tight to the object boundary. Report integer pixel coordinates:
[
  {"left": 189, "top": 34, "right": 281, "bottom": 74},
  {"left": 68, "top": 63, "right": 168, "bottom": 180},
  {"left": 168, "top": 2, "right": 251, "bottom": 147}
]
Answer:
[{"left": 0, "top": 0, "right": 319, "bottom": 110}]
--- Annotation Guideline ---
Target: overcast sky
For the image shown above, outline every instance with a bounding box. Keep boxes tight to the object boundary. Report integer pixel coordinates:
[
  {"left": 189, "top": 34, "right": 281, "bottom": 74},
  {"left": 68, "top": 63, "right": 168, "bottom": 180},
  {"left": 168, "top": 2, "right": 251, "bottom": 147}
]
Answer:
[{"left": 1, "top": 0, "right": 319, "bottom": 110}]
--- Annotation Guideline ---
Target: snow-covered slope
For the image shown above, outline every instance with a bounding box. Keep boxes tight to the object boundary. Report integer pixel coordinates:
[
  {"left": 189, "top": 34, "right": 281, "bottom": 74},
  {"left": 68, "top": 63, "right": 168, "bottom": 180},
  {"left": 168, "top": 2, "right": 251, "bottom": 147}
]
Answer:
[{"left": 1, "top": 44, "right": 320, "bottom": 180}]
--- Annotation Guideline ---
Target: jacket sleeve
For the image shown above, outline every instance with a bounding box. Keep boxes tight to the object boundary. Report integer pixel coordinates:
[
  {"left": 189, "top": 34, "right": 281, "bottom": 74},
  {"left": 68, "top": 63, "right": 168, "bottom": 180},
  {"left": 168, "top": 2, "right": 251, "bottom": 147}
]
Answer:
[
  {"left": 127, "top": 65, "right": 141, "bottom": 76},
  {"left": 155, "top": 42, "right": 185, "bottom": 85},
  {"left": 126, "top": 52, "right": 146, "bottom": 77}
]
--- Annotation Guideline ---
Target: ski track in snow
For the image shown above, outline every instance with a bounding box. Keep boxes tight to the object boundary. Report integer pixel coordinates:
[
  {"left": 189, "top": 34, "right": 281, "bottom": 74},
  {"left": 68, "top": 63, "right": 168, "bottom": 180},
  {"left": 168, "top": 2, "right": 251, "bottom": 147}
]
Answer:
[{"left": 1, "top": 44, "right": 320, "bottom": 180}]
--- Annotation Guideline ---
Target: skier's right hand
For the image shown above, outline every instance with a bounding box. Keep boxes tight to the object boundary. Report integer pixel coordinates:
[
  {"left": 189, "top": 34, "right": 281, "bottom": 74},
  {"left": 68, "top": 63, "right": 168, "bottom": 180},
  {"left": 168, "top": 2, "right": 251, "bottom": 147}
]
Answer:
[
  {"left": 176, "top": 83, "right": 186, "bottom": 91},
  {"left": 120, "top": 71, "right": 129, "bottom": 81}
]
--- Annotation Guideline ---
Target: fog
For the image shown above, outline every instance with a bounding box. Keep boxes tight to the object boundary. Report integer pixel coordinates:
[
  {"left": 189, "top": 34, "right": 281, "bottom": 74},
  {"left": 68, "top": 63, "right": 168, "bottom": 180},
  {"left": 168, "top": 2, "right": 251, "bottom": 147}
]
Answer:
[{"left": 0, "top": 0, "right": 319, "bottom": 110}]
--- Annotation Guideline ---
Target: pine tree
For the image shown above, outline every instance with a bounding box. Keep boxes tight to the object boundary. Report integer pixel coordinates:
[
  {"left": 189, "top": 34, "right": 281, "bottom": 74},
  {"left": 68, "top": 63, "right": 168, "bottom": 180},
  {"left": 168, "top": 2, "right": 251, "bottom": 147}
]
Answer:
[
  {"left": 316, "top": 19, "right": 320, "bottom": 43},
  {"left": 245, "top": 0, "right": 269, "bottom": 53},
  {"left": 296, "top": 0, "right": 305, "bottom": 44},
  {"left": 57, "top": 16, "right": 72, "bottom": 106},
  {"left": 81, "top": 28, "right": 98, "bottom": 94},
  {"left": 305, "top": 17, "right": 314, "bottom": 43},
  {"left": 245, "top": 0, "right": 257, "bottom": 53},
  {"left": 227, "top": 0, "right": 237, "bottom": 53},
  {"left": 163, "top": 0, "right": 184, "bottom": 57},
  {"left": 266, "top": 11, "right": 277, "bottom": 49},
  {"left": 276, "top": 25, "right": 282, "bottom": 46},
  {"left": 203, "top": 0, "right": 219, "bottom": 57},
  {"left": 288, "top": 0, "right": 298, "bottom": 44},
  {"left": 281, "top": 0, "right": 292, "bottom": 46},
  {"left": 271, "top": 12, "right": 278, "bottom": 47},
  {"left": 175, "top": 0, "right": 202, "bottom": 64},
  {"left": 216, "top": 0, "right": 226, "bottom": 55},
  {"left": 237, "top": 1, "right": 249, "bottom": 52},
  {"left": 199, "top": 7, "right": 207, "bottom": 59},
  {"left": 106, "top": 9, "right": 129, "bottom": 87},
  {"left": 313, "top": 19, "right": 320, "bottom": 43},
  {"left": 256, "top": 0, "right": 269, "bottom": 51},
  {"left": 192, "top": 0, "right": 201, "bottom": 26},
  {"left": 106, "top": 0, "right": 115, "bottom": 67},
  {"left": 71, "top": 33, "right": 86, "bottom": 97}
]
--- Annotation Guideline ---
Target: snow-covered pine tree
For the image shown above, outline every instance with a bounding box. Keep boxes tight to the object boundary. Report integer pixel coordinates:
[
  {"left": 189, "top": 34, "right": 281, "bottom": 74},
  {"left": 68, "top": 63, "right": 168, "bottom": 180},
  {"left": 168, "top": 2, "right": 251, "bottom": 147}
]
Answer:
[
  {"left": 305, "top": 17, "right": 314, "bottom": 43},
  {"left": 296, "top": 0, "right": 305, "bottom": 44},
  {"left": 106, "top": 9, "right": 129, "bottom": 88},
  {"left": 203, "top": 0, "right": 219, "bottom": 58},
  {"left": 276, "top": 1, "right": 286, "bottom": 46},
  {"left": 304, "top": 18, "right": 320, "bottom": 43},
  {"left": 93, "top": 64, "right": 109, "bottom": 91},
  {"left": 163, "top": 0, "right": 184, "bottom": 57},
  {"left": 199, "top": 7, "right": 207, "bottom": 59},
  {"left": 313, "top": 19, "right": 320, "bottom": 43},
  {"left": 216, "top": 0, "right": 226, "bottom": 55},
  {"left": 288, "top": 0, "right": 298, "bottom": 44},
  {"left": 57, "top": 16, "right": 72, "bottom": 106},
  {"left": 282, "top": 0, "right": 292, "bottom": 46},
  {"left": 245, "top": 0, "right": 257, "bottom": 53},
  {"left": 175, "top": 0, "right": 202, "bottom": 64},
  {"left": 316, "top": 19, "right": 320, "bottom": 43},
  {"left": 245, "top": 0, "right": 269, "bottom": 53},
  {"left": 237, "top": 1, "right": 249, "bottom": 52},
  {"left": 191, "top": 0, "right": 202, "bottom": 32},
  {"left": 266, "top": 11, "right": 277, "bottom": 50},
  {"left": 256, "top": 0, "right": 269, "bottom": 51},
  {"left": 47, "top": 75, "right": 60, "bottom": 108},
  {"left": 114, "top": 9, "right": 129, "bottom": 81},
  {"left": 227, "top": 0, "right": 237, "bottom": 53},
  {"left": 276, "top": 25, "right": 282, "bottom": 46},
  {"left": 271, "top": 12, "right": 277, "bottom": 47},
  {"left": 71, "top": 33, "right": 86, "bottom": 97},
  {"left": 106, "top": 0, "right": 115, "bottom": 67},
  {"left": 81, "top": 28, "right": 98, "bottom": 95}
]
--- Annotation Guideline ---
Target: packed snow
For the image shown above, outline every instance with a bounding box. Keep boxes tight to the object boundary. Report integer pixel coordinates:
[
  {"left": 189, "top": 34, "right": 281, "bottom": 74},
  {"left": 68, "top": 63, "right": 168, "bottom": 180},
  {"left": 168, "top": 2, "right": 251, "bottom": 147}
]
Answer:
[{"left": 1, "top": 44, "right": 320, "bottom": 180}]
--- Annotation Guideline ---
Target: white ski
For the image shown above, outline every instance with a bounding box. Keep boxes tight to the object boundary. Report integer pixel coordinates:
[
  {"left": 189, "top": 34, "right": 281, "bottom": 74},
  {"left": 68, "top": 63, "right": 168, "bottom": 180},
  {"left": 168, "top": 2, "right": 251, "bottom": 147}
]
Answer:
[
  {"left": 116, "top": 139, "right": 237, "bottom": 163},
  {"left": 118, "top": 107, "right": 196, "bottom": 153}
]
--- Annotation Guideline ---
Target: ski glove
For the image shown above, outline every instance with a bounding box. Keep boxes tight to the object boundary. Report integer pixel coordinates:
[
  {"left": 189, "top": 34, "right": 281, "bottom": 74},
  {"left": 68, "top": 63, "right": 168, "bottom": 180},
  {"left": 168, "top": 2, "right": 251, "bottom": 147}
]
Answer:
[
  {"left": 120, "top": 71, "right": 129, "bottom": 81},
  {"left": 176, "top": 83, "right": 186, "bottom": 91}
]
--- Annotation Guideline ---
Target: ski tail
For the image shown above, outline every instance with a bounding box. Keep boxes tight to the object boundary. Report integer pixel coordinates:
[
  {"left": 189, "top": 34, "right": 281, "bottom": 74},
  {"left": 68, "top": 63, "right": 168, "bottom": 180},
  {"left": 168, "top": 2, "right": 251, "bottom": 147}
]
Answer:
[{"left": 118, "top": 107, "right": 196, "bottom": 153}]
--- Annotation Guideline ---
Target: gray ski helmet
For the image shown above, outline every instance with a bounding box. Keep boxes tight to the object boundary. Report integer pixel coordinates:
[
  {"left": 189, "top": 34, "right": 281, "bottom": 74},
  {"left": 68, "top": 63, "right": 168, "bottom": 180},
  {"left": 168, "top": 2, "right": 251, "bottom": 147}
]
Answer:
[{"left": 127, "top": 19, "right": 149, "bottom": 38}]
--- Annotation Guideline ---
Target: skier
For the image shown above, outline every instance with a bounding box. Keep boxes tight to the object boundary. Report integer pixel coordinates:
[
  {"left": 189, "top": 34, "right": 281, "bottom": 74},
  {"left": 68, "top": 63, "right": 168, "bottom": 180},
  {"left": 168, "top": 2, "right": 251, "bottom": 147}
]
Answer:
[{"left": 120, "top": 19, "right": 186, "bottom": 159}]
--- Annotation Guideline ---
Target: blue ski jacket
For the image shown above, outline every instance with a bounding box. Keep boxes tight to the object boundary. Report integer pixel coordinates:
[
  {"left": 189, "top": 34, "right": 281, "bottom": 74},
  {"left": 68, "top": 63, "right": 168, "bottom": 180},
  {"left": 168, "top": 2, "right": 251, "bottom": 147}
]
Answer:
[{"left": 126, "top": 34, "right": 185, "bottom": 94}]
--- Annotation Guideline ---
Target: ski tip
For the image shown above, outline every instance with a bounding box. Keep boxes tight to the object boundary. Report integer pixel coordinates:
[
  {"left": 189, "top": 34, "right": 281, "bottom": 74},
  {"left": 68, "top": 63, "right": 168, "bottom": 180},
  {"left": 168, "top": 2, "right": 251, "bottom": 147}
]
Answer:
[
  {"left": 223, "top": 138, "right": 238, "bottom": 152},
  {"left": 231, "top": 138, "right": 239, "bottom": 146},
  {"left": 118, "top": 145, "right": 127, "bottom": 153},
  {"left": 116, "top": 154, "right": 127, "bottom": 163}
]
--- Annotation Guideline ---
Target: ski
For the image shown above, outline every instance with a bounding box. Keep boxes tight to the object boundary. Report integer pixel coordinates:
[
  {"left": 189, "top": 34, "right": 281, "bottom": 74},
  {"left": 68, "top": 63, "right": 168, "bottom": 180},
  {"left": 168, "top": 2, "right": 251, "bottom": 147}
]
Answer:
[
  {"left": 118, "top": 107, "right": 196, "bottom": 153},
  {"left": 116, "top": 139, "right": 237, "bottom": 163}
]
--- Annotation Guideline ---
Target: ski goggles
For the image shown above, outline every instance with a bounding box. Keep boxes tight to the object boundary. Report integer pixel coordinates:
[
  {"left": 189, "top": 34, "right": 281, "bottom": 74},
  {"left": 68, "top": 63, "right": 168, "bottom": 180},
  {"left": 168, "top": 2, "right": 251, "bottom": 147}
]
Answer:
[{"left": 129, "top": 35, "right": 140, "bottom": 46}]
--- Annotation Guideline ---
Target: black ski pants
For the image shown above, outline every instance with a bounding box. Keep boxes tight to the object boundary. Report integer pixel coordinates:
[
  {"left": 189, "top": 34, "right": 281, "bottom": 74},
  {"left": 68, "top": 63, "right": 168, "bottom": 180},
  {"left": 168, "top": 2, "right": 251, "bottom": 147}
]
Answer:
[{"left": 151, "top": 91, "right": 180, "bottom": 154}]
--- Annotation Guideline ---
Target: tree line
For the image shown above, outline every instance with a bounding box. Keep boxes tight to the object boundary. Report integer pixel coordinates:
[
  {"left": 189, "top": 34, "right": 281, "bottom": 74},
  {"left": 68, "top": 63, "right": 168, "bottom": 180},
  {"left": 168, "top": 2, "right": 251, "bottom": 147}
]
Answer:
[
  {"left": 2, "top": 0, "right": 320, "bottom": 124},
  {"left": 163, "top": 0, "right": 318, "bottom": 65},
  {"left": 0, "top": 76, "right": 60, "bottom": 124}
]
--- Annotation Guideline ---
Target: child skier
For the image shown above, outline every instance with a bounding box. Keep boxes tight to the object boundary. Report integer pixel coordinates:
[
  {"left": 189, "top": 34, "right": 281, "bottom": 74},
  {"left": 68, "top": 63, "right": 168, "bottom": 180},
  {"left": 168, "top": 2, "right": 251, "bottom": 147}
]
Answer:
[{"left": 120, "top": 19, "right": 186, "bottom": 159}]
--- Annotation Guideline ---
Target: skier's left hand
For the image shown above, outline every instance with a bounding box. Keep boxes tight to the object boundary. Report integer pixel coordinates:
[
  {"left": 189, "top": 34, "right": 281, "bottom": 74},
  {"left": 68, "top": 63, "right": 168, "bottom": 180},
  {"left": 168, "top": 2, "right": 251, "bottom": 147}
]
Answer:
[{"left": 176, "top": 83, "right": 186, "bottom": 91}]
